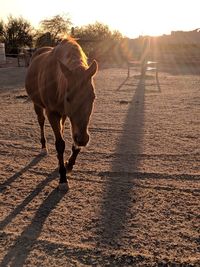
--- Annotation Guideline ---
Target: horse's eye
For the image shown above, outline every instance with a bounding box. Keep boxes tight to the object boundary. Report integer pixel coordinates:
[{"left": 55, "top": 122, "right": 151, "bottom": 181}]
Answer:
[{"left": 66, "top": 97, "right": 70, "bottom": 102}]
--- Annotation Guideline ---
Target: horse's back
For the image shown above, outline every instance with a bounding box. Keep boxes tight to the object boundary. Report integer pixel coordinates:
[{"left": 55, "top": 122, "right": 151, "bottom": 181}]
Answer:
[
  {"left": 30, "top": 46, "right": 53, "bottom": 63},
  {"left": 25, "top": 46, "right": 66, "bottom": 112},
  {"left": 25, "top": 48, "right": 54, "bottom": 108}
]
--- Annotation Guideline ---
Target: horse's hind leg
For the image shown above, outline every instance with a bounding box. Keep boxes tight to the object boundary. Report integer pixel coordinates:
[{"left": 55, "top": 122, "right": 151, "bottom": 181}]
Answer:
[
  {"left": 47, "top": 111, "right": 68, "bottom": 191},
  {"left": 34, "top": 104, "right": 47, "bottom": 154}
]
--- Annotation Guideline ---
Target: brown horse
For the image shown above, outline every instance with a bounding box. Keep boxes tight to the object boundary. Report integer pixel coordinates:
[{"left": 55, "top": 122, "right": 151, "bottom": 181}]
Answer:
[{"left": 25, "top": 38, "right": 98, "bottom": 190}]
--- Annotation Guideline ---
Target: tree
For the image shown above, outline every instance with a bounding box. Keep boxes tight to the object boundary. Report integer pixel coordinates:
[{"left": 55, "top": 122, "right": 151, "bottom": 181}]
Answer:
[
  {"left": 74, "top": 22, "right": 112, "bottom": 41},
  {"left": 2, "top": 16, "right": 33, "bottom": 54},
  {"left": 35, "top": 32, "right": 54, "bottom": 47},
  {"left": 73, "top": 22, "right": 123, "bottom": 63},
  {"left": 39, "top": 14, "right": 72, "bottom": 42},
  {"left": 0, "top": 20, "right": 4, "bottom": 40}
]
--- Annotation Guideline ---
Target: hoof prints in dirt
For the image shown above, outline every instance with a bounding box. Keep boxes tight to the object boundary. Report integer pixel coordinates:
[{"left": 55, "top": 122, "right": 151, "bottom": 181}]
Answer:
[{"left": 15, "top": 94, "right": 28, "bottom": 100}]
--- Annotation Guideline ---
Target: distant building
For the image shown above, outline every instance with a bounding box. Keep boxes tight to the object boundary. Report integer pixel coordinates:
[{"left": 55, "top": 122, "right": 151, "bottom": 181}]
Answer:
[
  {"left": 121, "top": 29, "right": 200, "bottom": 63},
  {"left": 158, "top": 29, "right": 200, "bottom": 45}
]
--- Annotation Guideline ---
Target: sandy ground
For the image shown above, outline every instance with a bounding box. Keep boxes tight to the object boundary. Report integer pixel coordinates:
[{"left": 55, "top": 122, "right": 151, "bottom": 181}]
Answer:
[{"left": 0, "top": 64, "right": 199, "bottom": 266}]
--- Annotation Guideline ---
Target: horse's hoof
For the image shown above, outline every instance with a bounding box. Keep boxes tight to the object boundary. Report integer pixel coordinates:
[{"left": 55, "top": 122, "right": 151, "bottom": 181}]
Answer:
[
  {"left": 58, "top": 182, "right": 69, "bottom": 192},
  {"left": 65, "top": 162, "right": 73, "bottom": 172},
  {"left": 67, "top": 166, "right": 73, "bottom": 173},
  {"left": 40, "top": 148, "right": 48, "bottom": 156}
]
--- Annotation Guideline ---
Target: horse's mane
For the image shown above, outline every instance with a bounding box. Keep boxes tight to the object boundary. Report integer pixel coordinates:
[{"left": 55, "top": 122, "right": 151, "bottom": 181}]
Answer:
[
  {"left": 54, "top": 37, "right": 88, "bottom": 70},
  {"left": 54, "top": 37, "right": 89, "bottom": 104}
]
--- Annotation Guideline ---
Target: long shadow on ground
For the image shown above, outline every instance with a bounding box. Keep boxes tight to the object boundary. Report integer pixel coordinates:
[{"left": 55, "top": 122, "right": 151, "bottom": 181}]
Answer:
[
  {"left": 0, "top": 170, "right": 65, "bottom": 267},
  {"left": 0, "top": 169, "right": 58, "bottom": 230},
  {"left": 98, "top": 75, "right": 145, "bottom": 248},
  {"left": 0, "top": 153, "right": 45, "bottom": 193}
]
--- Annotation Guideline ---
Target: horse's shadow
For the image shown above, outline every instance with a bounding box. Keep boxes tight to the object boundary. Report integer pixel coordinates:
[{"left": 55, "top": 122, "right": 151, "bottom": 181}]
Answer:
[
  {"left": 0, "top": 168, "right": 58, "bottom": 230},
  {"left": 0, "top": 170, "right": 65, "bottom": 267},
  {"left": 0, "top": 152, "right": 45, "bottom": 192},
  {"left": 98, "top": 75, "right": 146, "bottom": 247}
]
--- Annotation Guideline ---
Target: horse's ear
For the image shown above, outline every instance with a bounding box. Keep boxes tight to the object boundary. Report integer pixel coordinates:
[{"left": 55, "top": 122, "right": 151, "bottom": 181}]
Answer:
[
  {"left": 86, "top": 60, "right": 98, "bottom": 79},
  {"left": 58, "top": 59, "right": 72, "bottom": 78}
]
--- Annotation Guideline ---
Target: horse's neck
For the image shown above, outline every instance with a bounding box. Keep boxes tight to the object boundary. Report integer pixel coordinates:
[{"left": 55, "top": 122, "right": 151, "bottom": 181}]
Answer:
[{"left": 54, "top": 44, "right": 71, "bottom": 68}]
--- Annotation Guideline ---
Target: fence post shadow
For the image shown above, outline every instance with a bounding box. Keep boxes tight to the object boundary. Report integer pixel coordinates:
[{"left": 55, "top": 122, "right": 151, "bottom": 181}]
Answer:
[
  {"left": 117, "top": 76, "right": 129, "bottom": 90},
  {"left": 156, "top": 72, "right": 161, "bottom": 92},
  {"left": 97, "top": 75, "right": 146, "bottom": 247}
]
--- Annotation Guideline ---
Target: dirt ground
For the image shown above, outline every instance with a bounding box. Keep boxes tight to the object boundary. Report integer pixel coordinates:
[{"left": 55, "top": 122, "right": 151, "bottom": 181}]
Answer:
[{"left": 0, "top": 64, "right": 199, "bottom": 266}]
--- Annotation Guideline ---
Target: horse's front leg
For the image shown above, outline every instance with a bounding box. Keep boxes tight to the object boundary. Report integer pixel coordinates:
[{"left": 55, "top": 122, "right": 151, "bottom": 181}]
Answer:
[
  {"left": 66, "top": 145, "right": 81, "bottom": 172},
  {"left": 47, "top": 111, "right": 68, "bottom": 191}
]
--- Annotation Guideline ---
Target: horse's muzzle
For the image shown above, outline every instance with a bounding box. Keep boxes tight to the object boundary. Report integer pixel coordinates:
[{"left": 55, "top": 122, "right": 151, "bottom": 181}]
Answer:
[{"left": 73, "top": 133, "right": 89, "bottom": 147}]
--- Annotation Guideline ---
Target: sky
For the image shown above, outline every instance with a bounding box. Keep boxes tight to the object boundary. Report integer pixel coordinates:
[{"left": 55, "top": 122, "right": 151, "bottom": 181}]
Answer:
[{"left": 0, "top": 0, "right": 199, "bottom": 38}]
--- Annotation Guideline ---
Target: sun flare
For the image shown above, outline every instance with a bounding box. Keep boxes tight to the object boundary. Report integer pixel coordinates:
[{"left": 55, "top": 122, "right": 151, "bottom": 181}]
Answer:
[{"left": 0, "top": 0, "right": 199, "bottom": 38}]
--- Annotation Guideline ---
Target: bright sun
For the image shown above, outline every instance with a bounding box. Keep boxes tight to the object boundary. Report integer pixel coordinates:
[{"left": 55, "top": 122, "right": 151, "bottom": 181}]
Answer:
[
  {"left": 0, "top": 0, "right": 199, "bottom": 39},
  {"left": 71, "top": 0, "right": 181, "bottom": 38}
]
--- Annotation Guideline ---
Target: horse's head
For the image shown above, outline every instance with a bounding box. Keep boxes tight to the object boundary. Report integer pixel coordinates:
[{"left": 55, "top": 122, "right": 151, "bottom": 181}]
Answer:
[{"left": 59, "top": 60, "right": 98, "bottom": 147}]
